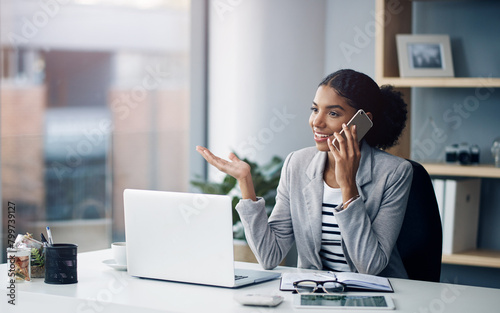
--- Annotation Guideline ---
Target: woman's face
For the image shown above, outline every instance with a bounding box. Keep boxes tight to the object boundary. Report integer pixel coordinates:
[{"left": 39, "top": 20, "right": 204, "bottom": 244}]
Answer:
[{"left": 309, "top": 85, "right": 358, "bottom": 152}]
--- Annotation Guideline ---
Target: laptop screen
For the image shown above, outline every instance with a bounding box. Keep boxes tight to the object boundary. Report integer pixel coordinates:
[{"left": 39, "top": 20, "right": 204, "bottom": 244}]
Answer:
[{"left": 124, "top": 189, "right": 236, "bottom": 286}]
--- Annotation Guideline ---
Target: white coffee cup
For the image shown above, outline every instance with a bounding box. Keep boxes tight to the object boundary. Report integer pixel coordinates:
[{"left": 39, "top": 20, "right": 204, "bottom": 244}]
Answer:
[{"left": 111, "top": 242, "right": 127, "bottom": 266}]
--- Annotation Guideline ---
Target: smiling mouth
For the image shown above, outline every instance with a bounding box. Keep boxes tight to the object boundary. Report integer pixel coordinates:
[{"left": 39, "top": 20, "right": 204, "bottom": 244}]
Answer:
[{"left": 314, "top": 132, "right": 333, "bottom": 140}]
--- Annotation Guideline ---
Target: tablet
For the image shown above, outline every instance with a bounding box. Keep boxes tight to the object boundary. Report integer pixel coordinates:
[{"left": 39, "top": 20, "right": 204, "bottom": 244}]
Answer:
[{"left": 293, "top": 294, "right": 395, "bottom": 310}]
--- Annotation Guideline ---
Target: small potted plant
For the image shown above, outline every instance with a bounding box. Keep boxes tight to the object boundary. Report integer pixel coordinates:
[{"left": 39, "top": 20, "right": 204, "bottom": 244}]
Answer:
[{"left": 14, "top": 233, "right": 45, "bottom": 278}]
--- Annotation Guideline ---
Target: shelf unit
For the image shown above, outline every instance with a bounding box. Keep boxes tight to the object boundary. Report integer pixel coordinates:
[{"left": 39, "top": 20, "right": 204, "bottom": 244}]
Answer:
[
  {"left": 377, "top": 77, "right": 500, "bottom": 88},
  {"left": 375, "top": 0, "right": 500, "bottom": 268},
  {"left": 442, "top": 250, "right": 500, "bottom": 269},
  {"left": 422, "top": 163, "right": 500, "bottom": 268},
  {"left": 422, "top": 163, "right": 500, "bottom": 179}
]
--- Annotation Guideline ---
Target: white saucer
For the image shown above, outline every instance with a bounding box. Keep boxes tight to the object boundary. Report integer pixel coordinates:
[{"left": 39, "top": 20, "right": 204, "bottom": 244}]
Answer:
[{"left": 103, "top": 259, "right": 127, "bottom": 271}]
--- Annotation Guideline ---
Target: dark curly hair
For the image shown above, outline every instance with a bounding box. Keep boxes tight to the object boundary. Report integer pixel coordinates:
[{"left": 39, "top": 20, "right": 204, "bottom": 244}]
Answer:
[{"left": 319, "top": 69, "right": 407, "bottom": 150}]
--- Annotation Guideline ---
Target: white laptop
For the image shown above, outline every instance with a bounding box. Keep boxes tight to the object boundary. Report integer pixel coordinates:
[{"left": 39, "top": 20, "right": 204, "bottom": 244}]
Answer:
[{"left": 123, "top": 189, "right": 281, "bottom": 288}]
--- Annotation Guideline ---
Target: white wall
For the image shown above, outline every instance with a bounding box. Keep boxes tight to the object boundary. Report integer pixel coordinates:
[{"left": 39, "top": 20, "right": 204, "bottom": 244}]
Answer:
[
  {"left": 208, "top": 0, "right": 326, "bottom": 177},
  {"left": 324, "top": 0, "right": 376, "bottom": 78}
]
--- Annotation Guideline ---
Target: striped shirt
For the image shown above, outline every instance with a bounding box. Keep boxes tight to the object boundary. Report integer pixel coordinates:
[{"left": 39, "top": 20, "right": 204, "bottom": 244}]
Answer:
[{"left": 320, "top": 182, "right": 350, "bottom": 272}]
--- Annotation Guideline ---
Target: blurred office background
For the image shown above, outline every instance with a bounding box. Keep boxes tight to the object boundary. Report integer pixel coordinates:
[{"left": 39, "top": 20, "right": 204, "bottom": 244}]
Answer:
[
  {"left": 1, "top": 0, "right": 499, "bottom": 288},
  {"left": 1, "top": 0, "right": 190, "bottom": 252}
]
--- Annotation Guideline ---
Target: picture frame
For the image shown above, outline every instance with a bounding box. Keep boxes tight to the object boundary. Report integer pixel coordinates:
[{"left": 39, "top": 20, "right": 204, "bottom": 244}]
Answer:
[{"left": 396, "top": 34, "right": 454, "bottom": 78}]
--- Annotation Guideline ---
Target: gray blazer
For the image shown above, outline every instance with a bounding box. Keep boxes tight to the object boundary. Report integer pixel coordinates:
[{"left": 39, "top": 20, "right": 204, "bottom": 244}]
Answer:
[{"left": 236, "top": 142, "right": 413, "bottom": 278}]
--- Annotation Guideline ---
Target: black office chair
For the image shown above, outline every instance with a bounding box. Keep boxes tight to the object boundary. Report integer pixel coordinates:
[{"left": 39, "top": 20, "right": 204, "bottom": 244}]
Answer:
[{"left": 396, "top": 160, "right": 442, "bottom": 282}]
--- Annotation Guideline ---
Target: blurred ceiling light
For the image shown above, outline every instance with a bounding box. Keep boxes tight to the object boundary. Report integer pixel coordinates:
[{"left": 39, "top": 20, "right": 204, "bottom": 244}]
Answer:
[{"left": 73, "top": 0, "right": 188, "bottom": 10}]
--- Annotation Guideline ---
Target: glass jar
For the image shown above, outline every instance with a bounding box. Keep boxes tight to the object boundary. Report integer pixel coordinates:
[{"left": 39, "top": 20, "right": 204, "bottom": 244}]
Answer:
[
  {"left": 13, "top": 234, "right": 45, "bottom": 278},
  {"left": 7, "top": 248, "right": 31, "bottom": 282}
]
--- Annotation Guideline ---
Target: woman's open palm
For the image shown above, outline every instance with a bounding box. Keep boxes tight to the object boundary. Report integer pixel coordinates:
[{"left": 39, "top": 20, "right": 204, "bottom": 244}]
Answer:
[{"left": 196, "top": 146, "right": 251, "bottom": 181}]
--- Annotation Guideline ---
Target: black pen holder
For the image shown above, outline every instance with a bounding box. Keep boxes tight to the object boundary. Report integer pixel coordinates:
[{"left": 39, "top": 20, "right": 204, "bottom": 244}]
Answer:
[{"left": 44, "top": 243, "right": 78, "bottom": 284}]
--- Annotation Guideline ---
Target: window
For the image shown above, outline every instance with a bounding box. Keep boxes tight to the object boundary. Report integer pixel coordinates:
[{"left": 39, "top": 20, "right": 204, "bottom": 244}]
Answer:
[{"left": 1, "top": 0, "right": 191, "bottom": 259}]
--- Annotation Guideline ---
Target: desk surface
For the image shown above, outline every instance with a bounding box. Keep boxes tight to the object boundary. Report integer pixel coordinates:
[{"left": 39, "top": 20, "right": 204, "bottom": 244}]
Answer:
[{"left": 2, "top": 249, "right": 500, "bottom": 313}]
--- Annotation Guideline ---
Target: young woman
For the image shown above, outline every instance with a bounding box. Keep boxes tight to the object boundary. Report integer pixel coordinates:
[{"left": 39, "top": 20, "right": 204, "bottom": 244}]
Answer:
[{"left": 196, "top": 69, "right": 413, "bottom": 278}]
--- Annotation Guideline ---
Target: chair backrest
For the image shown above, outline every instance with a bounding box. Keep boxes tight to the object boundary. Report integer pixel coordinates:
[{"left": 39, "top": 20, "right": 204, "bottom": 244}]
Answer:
[{"left": 396, "top": 160, "right": 442, "bottom": 282}]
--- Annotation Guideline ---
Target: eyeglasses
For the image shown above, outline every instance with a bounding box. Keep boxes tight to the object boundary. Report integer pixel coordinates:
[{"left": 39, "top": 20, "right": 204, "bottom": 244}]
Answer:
[{"left": 293, "top": 280, "right": 346, "bottom": 294}]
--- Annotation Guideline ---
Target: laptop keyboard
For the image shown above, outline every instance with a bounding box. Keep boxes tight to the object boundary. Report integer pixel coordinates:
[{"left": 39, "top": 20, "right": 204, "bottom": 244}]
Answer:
[{"left": 235, "top": 275, "right": 248, "bottom": 281}]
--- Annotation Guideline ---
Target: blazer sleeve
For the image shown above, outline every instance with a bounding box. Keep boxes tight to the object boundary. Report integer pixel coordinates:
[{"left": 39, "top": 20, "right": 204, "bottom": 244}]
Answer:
[
  {"left": 334, "top": 160, "right": 413, "bottom": 275},
  {"left": 235, "top": 152, "right": 295, "bottom": 270}
]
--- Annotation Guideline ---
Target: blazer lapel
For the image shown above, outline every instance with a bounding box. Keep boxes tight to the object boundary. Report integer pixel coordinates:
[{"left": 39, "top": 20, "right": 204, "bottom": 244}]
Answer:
[
  {"left": 302, "top": 151, "right": 327, "bottom": 269},
  {"left": 356, "top": 141, "right": 374, "bottom": 200}
]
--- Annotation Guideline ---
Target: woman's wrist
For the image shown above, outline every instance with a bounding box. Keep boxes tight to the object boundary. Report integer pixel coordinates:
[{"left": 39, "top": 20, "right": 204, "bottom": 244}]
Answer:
[
  {"left": 238, "top": 175, "right": 257, "bottom": 201},
  {"left": 336, "top": 184, "right": 360, "bottom": 212},
  {"left": 341, "top": 184, "right": 359, "bottom": 203},
  {"left": 336, "top": 194, "right": 360, "bottom": 212}
]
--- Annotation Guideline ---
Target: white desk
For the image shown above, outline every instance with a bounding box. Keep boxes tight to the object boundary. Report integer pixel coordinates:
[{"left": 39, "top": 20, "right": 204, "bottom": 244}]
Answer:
[{"left": 2, "top": 249, "right": 499, "bottom": 313}]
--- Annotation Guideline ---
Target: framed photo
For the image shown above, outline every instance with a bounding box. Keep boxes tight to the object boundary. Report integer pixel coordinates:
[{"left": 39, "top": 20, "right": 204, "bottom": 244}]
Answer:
[{"left": 396, "top": 34, "right": 454, "bottom": 77}]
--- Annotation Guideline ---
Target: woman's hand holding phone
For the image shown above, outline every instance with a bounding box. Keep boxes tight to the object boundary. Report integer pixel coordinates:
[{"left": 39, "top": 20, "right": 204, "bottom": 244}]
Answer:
[
  {"left": 331, "top": 109, "right": 373, "bottom": 151},
  {"left": 327, "top": 123, "right": 361, "bottom": 203},
  {"left": 327, "top": 109, "right": 372, "bottom": 204}
]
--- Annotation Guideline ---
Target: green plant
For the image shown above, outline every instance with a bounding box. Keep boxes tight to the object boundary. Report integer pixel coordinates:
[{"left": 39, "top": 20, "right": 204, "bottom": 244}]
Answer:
[
  {"left": 31, "top": 247, "right": 44, "bottom": 267},
  {"left": 191, "top": 154, "right": 283, "bottom": 240}
]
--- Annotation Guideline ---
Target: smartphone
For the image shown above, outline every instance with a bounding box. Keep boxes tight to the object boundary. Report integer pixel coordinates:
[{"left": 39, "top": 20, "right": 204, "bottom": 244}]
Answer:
[
  {"left": 293, "top": 294, "right": 395, "bottom": 310},
  {"left": 332, "top": 109, "right": 373, "bottom": 150}
]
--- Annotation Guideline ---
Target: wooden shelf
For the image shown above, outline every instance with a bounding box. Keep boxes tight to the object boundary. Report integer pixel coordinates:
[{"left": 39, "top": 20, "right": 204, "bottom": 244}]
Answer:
[
  {"left": 378, "top": 77, "right": 500, "bottom": 88},
  {"left": 374, "top": 0, "right": 500, "bottom": 90},
  {"left": 375, "top": 0, "right": 500, "bottom": 270},
  {"left": 442, "top": 250, "right": 500, "bottom": 268},
  {"left": 422, "top": 163, "right": 500, "bottom": 179}
]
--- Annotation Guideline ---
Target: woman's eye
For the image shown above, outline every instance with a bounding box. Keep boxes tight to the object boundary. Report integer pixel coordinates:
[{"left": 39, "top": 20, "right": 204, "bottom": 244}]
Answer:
[
  {"left": 310, "top": 107, "right": 318, "bottom": 113},
  {"left": 329, "top": 111, "right": 338, "bottom": 117}
]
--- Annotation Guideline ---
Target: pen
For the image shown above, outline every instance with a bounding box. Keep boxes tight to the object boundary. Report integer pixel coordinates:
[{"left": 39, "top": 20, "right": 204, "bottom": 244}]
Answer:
[
  {"left": 326, "top": 271, "right": 337, "bottom": 279},
  {"left": 46, "top": 226, "right": 53, "bottom": 246},
  {"left": 41, "top": 233, "right": 48, "bottom": 245}
]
